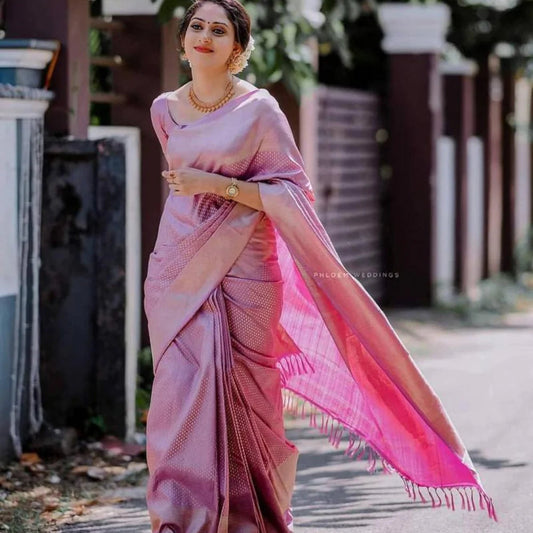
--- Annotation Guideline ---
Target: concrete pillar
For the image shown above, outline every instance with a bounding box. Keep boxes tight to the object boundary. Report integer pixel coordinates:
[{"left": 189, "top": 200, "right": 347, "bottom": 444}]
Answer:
[
  {"left": 0, "top": 86, "right": 51, "bottom": 461},
  {"left": 475, "top": 55, "right": 504, "bottom": 279},
  {"left": 377, "top": 3, "right": 450, "bottom": 306},
  {"left": 101, "top": 1, "right": 178, "bottom": 347},
  {"left": 88, "top": 126, "right": 142, "bottom": 442},
  {"left": 530, "top": 90, "right": 533, "bottom": 232},
  {"left": 5, "top": 0, "right": 90, "bottom": 137},
  {"left": 500, "top": 58, "right": 517, "bottom": 274},
  {"left": 441, "top": 59, "right": 479, "bottom": 296}
]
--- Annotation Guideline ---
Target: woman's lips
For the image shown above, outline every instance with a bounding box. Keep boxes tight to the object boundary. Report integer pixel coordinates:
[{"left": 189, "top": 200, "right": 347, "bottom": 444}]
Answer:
[{"left": 194, "top": 47, "right": 213, "bottom": 53}]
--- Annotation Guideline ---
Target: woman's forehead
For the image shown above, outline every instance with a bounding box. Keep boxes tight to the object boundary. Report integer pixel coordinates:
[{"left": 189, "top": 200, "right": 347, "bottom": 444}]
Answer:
[{"left": 193, "top": 3, "right": 230, "bottom": 23}]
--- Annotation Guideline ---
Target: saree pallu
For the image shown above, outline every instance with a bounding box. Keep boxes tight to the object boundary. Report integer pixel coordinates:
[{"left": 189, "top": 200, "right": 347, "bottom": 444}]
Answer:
[{"left": 144, "top": 87, "right": 498, "bottom": 532}]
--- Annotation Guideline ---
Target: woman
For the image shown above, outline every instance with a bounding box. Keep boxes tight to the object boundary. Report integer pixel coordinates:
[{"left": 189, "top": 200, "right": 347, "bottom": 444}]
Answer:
[{"left": 144, "top": 1, "right": 497, "bottom": 532}]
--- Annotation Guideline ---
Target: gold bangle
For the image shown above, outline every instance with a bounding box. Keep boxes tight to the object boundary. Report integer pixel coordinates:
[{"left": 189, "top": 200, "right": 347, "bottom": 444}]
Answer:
[{"left": 225, "top": 177, "right": 240, "bottom": 199}]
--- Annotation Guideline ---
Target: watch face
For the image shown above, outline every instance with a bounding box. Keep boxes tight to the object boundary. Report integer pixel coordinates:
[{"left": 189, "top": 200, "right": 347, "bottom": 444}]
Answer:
[{"left": 227, "top": 185, "right": 238, "bottom": 197}]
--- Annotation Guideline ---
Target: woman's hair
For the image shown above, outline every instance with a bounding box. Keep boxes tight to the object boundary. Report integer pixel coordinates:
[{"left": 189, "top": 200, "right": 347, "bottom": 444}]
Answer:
[{"left": 177, "top": 0, "right": 251, "bottom": 55}]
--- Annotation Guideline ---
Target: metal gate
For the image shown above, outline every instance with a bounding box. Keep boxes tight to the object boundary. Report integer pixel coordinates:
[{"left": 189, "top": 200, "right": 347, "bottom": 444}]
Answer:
[{"left": 315, "top": 86, "right": 385, "bottom": 301}]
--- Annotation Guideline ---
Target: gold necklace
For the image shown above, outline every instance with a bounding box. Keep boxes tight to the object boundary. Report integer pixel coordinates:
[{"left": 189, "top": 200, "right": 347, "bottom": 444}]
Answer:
[{"left": 188, "top": 78, "right": 235, "bottom": 113}]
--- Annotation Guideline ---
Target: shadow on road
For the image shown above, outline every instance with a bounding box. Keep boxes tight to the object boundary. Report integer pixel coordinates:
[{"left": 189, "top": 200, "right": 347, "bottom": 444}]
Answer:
[
  {"left": 468, "top": 448, "right": 529, "bottom": 470},
  {"left": 287, "top": 425, "right": 430, "bottom": 529}
]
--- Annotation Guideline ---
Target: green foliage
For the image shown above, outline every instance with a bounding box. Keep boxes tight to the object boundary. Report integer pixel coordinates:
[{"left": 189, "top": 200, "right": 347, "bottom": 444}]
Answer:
[
  {"left": 0, "top": 505, "right": 48, "bottom": 533},
  {"left": 317, "top": 3, "right": 386, "bottom": 92},
  {"left": 436, "top": 272, "right": 533, "bottom": 320},
  {"left": 83, "top": 410, "right": 108, "bottom": 439},
  {"left": 137, "top": 346, "right": 154, "bottom": 392},
  {"left": 89, "top": 3, "right": 112, "bottom": 125},
  {"left": 136, "top": 346, "right": 154, "bottom": 428},
  {"left": 440, "top": 0, "right": 533, "bottom": 70}
]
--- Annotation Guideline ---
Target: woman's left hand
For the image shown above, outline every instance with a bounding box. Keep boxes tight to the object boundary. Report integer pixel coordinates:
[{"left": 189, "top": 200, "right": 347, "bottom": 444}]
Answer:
[{"left": 162, "top": 167, "right": 222, "bottom": 196}]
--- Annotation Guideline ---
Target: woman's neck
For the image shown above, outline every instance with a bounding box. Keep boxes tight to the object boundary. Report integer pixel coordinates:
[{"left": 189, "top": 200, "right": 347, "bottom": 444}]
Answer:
[{"left": 190, "top": 70, "right": 235, "bottom": 102}]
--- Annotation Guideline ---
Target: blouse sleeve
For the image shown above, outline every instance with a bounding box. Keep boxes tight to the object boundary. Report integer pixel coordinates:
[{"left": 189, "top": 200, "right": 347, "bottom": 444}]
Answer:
[{"left": 150, "top": 95, "right": 169, "bottom": 153}]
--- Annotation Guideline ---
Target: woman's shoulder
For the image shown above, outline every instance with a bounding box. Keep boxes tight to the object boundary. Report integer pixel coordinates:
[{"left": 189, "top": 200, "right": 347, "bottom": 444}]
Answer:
[
  {"left": 241, "top": 84, "right": 281, "bottom": 118},
  {"left": 228, "top": 78, "right": 277, "bottom": 112},
  {"left": 151, "top": 91, "right": 172, "bottom": 111},
  {"left": 251, "top": 89, "right": 286, "bottom": 127}
]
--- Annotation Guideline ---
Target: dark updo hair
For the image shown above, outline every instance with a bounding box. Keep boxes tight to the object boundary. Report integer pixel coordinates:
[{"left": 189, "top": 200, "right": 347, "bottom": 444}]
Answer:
[{"left": 177, "top": 0, "right": 251, "bottom": 55}]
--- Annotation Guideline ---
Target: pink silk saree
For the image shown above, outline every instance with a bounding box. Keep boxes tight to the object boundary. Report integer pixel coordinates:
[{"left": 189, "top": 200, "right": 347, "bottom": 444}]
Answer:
[{"left": 144, "top": 87, "right": 497, "bottom": 533}]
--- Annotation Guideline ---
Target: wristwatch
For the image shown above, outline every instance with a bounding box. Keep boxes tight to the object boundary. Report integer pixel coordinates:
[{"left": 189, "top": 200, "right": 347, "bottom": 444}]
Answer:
[{"left": 225, "top": 177, "right": 240, "bottom": 199}]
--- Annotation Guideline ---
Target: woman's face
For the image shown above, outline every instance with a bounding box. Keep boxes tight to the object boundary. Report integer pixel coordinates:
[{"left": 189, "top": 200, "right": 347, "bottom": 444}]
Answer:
[{"left": 182, "top": 2, "right": 241, "bottom": 72}]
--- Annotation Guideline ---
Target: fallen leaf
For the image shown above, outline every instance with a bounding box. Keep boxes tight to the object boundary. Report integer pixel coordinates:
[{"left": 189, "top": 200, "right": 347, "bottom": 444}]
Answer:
[
  {"left": 0, "top": 479, "right": 14, "bottom": 490},
  {"left": 20, "top": 452, "right": 41, "bottom": 465},
  {"left": 102, "top": 466, "right": 126, "bottom": 477},
  {"left": 86, "top": 467, "right": 106, "bottom": 481},
  {"left": 43, "top": 496, "right": 60, "bottom": 511},
  {"left": 127, "top": 462, "right": 147, "bottom": 473},
  {"left": 71, "top": 504, "right": 88, "bottom": 515},
  {"left": 97, "top": 496, "right": 127, "bottom": 505},
  {"left": 29, "top": 486, "right": 52, "bottom": 498},
  {"left": 71, "top": 465, "right": 90, "bottom": 475},
  {"left": 28, "top": 463, "right": 46, "bottom": 473}
]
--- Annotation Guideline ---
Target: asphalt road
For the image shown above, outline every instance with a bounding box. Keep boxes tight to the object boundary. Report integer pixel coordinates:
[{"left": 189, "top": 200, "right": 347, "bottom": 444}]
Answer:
[{"left": 61, "top": 308, "right": 533, "bottom": 533}]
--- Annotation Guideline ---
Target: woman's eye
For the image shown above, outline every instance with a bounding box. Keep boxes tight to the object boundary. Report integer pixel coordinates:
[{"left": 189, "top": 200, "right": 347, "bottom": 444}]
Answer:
[{"left": 190, "top": 23, "right": 225, "bottom": 35}]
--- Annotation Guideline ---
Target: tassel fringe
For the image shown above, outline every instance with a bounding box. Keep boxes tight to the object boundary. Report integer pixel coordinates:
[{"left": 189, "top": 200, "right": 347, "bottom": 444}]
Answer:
[
  {"left": 277, "top": 352, "right": 315, "bottom": 386},
  {"left": 281, "top": 388, "right": 498, "bottom": 522}
]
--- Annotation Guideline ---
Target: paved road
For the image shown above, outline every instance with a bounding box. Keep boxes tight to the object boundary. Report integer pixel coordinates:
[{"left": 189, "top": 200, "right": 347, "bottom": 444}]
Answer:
[{"left": 61, "top": 308, "right": 533, "bottom": 533}]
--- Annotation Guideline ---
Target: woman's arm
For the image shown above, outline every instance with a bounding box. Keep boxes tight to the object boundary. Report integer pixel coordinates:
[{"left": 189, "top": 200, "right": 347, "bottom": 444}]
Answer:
[
  {"left": 209, "top": 173, "right": 264, "bottom": 212},
  {"left": 162, "top": 168, "right": 264, "bottom": 212}
]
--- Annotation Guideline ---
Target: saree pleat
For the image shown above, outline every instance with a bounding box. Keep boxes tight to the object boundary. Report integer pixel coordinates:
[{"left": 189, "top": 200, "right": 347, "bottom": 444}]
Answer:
[{"left": 145, "top": 212, "right": 298, "bottom": 532}]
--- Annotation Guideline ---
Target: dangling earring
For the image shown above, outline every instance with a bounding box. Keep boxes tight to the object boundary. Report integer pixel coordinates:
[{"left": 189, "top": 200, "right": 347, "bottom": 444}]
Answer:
[
  {"left": 226, "top": 50, "right": 240, "bottom": 73},
  {"left": 179, "top": 42, "right": 189, "bottom": 63},
  {"left": 227, "top": 36, "right": 255, "bottom": 74}
]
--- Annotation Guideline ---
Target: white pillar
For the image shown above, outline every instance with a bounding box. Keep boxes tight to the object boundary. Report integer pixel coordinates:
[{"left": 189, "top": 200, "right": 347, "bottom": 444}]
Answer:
[
  {"left": 378, "top": 3, "right": 450, "bottom": 55},
  {"left": 514, "top": 78, "right": 532, "bottom": 248},
  {"left": 102, "top": 0, "right": 163, "bottom": 15},
  {"left": 466, "top": 137, "right": 485, "bottom": 300},
  {"left": 434, "top": 137, "right": 456, "bottom": 304},
  {"left": 0, "top": 118, "right": 18, "bottom": 298},
  {"left": 0, "top": 96, "right": 50, "bottom": 461}
]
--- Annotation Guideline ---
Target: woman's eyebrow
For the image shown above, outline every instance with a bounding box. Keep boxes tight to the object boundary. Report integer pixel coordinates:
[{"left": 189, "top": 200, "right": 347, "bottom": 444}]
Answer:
[{"left": 191, "top": 17, "right": 229, "bottom": 27}]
